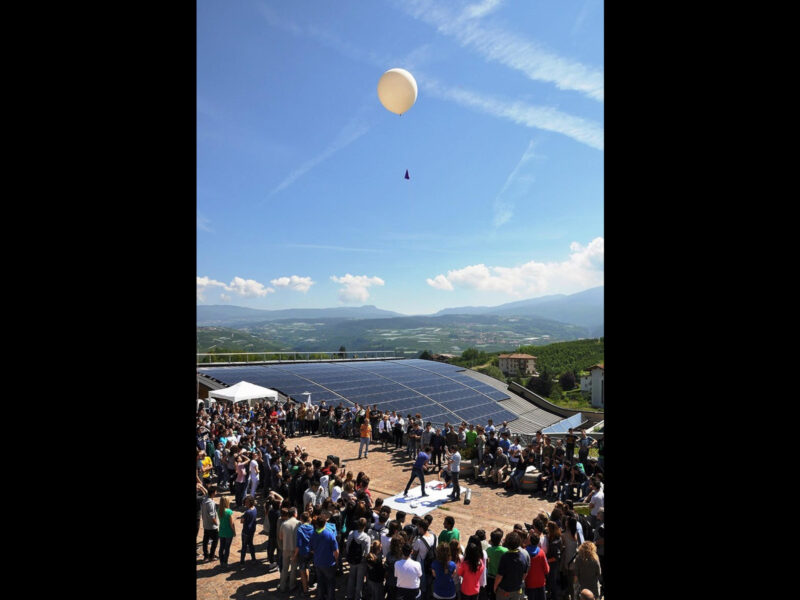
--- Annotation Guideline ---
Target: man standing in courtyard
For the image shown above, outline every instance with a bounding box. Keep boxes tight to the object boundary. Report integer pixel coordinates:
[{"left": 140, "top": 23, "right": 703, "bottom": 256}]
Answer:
[
  {"left": 359, "top": 418, "right": 372, "bottom": 459},
  {"left": 447, "top": 445, "right": 461, "bottom": 502},
  {"left": 200, "top": 484, "right": 219, "bottom": 561},
  {"left": 278, "top": 507, "right": 300, "bottom": 592}
]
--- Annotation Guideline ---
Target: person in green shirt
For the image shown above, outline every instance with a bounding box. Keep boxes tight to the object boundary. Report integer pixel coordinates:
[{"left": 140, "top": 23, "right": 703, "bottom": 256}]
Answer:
[
  {"left": 486, "top": 528, "right": 508, "bottom": 600},
  {"left": 439, "top": 516, "right": 460, "bottom": 545},
  {"left": 217, "top": 495, "right": 236, "bottom": 567},
  {"left": 465, "top": 425, "right": 477, "bottom": 448}
]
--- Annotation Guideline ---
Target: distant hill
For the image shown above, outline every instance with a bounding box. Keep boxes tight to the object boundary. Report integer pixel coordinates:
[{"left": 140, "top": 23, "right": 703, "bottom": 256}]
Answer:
[
  {"left": 433, "top": 293, "right": 567, "bottom": 316},
  {"left": 197, "top": 304, "right": 405, "bottom": 326},
  {"left": 434, "top": 286, "right": 603, "bottom": 331},
  {"left": 196, "top": 326, "right": 285, "bottom": 352}
]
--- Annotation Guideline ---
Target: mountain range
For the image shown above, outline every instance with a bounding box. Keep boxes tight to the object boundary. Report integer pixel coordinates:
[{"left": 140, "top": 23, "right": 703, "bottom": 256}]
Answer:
[
  {"left": 197, "top": 287, "right": 603, "bottom": 354},
  {"left": 196, "top": 304, "right": 404, "bottom": 326},
  {"left": 197, "top": 286, "right": 603, "bottom": 330}
]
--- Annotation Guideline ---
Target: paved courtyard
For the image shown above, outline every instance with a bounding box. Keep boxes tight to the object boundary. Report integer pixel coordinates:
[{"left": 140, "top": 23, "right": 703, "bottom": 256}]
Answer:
[{"left": 197, "top": 433, "right": 555, "bottom": 600}]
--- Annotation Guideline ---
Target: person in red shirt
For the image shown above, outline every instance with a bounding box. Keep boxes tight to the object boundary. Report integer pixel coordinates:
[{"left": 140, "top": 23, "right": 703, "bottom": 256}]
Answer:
[
  {"left": 524, "top": 532, "right": 549, "bottom": 600},
  {"left": 457, "top": 542, "right": 486, "bottom": 600}
]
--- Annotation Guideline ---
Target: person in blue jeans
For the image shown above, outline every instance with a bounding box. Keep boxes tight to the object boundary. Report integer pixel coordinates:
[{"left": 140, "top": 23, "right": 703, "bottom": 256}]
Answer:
[
  {"left": 293, "top": 513, "right": 315, "bottom": 595},
  {"left": 310, "top": 514, "right": 340, "bottom": 600},
  {"left": 238, "top": 495, "right": 258, "bottom": 563},
  {"left": 403, "top": 446, "right": 431, "bottom": 497}
]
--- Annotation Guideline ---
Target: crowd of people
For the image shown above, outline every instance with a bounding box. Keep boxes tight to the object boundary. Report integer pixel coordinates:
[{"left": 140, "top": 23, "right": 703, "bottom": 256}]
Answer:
[{"left": 196, "top": 396, "right": 605, "bottom": 600}]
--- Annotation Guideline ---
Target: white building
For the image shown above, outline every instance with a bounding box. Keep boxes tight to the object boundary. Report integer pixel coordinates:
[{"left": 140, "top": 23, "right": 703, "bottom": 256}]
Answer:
[
  {"left": 498, "top": 353, "right": 537, "bottom": 376},
  {"left": 580, "top": 373, "right": 592, "bottom": 394},
  {"left": 588, "top": 363, "right": 604, "bottom": 408}
]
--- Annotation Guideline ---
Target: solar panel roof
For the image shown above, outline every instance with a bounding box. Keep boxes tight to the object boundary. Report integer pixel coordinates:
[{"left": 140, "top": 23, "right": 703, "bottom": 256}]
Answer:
[{"left": 198, "top": 359, "right": 513, "bottom": 426}]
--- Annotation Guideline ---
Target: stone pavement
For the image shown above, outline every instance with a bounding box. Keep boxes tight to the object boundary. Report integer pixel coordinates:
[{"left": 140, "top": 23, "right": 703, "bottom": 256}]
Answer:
[{"left": 197, "top": 433, "right": 556, "bottom": 600}]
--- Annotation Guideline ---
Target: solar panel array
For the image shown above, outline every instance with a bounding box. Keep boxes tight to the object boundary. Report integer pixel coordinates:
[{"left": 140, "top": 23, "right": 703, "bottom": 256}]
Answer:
[{"left": 199, "top": 359, "right": 517, "bottom": 426}]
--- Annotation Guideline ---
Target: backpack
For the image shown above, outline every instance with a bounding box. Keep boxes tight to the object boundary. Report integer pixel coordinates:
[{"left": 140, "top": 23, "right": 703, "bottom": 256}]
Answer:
[
  {"left": 418, "top": 533, "right": 437, "bottom": 571},
  {"left": 347, "top": 534, "right": 364, "bottom": 564},
  {"left": 368, "top": 523, "right": 388, "bottom": 543},
  {"left": 547, "top": 536, "right": 563, "bottom": 564},
  {"left": 578, "top": 514, "right": 594, "bottom": 542}
]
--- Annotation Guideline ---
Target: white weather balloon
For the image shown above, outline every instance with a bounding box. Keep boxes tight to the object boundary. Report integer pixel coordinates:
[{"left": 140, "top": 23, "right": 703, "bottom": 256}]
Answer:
[{"left": 377, "top": 68, "right": 418, "bottom": 115}]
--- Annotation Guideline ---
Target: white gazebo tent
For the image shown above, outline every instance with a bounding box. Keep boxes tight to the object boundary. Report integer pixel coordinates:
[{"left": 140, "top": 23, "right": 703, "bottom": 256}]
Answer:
[{"left": 208, "top": 381, "right": 279, "bottom": 405}]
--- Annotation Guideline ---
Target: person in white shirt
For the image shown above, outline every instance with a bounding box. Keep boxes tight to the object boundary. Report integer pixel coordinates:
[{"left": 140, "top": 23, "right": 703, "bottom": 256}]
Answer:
[
  {"left": 247, "top": 452, "right": 260, "bottom": 498},
  {"left": 303, "top": 480, "right": 323, "bottom": 511},
  {"left": 330, "top": 479, "right": 343, "bottom": 503},
  {"left": 395, "top": 542, "right": 423, "bottom": 600},
  {"left": 394, "top": 416, "right": 405, "bottom": 449},
  {"left": 381, "top": 521, "right": 399, "bottom": 558},
  {"left": 319, "top": 471, "right": 331, "bottom": 498},
  {"left": 379, "top": 417, "right": 390, "bottom": 450},
  {"left": 447, "top": 446, "right": 462, "bottom": 501},
  {"left": 586, "top": 479, "right": 604, "bottom": 529}
]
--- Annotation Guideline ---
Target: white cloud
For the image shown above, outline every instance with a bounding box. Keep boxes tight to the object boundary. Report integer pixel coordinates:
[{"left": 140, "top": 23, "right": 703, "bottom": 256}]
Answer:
[
  {"left": 220, "top": 294, "right": 231, "bottom": 303},
  {"left": 270, "top": 275, "right": 315, "bottom": 293},
  {"left": 399, "top": 0, "right": 604, "bottom": 102},
  {"left": 422, "top": 77, "right": 603, "bottom": 150},
  {"left": 197, "top": 276, "right": 227, "bottom": 301},
  {"left": 426, "top": 237, "right": 604, "bottom": 296},
  {"left": 463, "top": 0, "right": 504, "bottom": 20},
  {"left": 426, "top": 274, "right": 455, "bottom": 291},
  {"left": 226, "top": 276, "right": 275, "bottom": 297},
  {"left": 330, "top": 274, "right": 385, "bottom": 303},
  {"left": 197, "top": 275, "right": 275, "bottom": 301}
]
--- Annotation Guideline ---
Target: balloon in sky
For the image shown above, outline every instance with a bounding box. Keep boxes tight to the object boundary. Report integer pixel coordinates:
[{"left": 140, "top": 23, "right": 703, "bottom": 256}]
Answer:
[{"left": 377, "top": 68, "right": 418, "bottom": 115}]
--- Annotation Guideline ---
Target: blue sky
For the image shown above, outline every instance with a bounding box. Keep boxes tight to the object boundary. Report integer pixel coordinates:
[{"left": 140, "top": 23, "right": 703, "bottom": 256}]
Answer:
[{"left": 197, "top": 0, "right": 603, "bottom": 315}]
